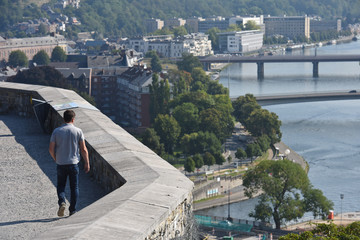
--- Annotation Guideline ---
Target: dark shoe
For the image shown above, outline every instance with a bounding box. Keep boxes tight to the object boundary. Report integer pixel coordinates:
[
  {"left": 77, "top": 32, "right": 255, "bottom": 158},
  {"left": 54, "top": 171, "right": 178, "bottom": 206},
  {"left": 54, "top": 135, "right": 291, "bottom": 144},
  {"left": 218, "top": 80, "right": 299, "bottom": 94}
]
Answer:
[
  {"left": 57, "top": 202, "right": 66, "bottom": 217},
  {"left": 69, "top": 211, "right": 77, "bottom": 216}
]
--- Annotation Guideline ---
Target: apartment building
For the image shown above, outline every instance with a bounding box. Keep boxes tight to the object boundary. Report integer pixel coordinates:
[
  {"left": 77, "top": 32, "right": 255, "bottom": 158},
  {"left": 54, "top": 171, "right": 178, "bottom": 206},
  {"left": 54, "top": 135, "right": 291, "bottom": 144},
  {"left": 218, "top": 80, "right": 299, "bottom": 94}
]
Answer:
[
  {"left": 164, "top": 18, "right": 186, "bottom": 29},
  {"left": 145, "top": 18, "right": 164, "bottom": 33},
  {"left": 91, "top": 68, "right": 127, "bottom": 121},
  {"left": 264, "top": 16, "right": 310, "bottom": 39},
  {"left": 116, "top": 66, "right": 153, "bottom": 128},
  {"left": 127, "top": 34, "right": 212, "bottom": 58},
  {"left": 0, "top": 35, "right": 68, "bottom": 62},
  {"left": 310, "top": 18, "right": 342, "bottom": 32},
  {"left": 186, "top": 17, "right": 205, "bottom": 33},
  {"left": 218, "top": 30, "right": 263, "bottom": 53},
  {"left": 198, "top": 17, "right": 229, "bottom": 33}
]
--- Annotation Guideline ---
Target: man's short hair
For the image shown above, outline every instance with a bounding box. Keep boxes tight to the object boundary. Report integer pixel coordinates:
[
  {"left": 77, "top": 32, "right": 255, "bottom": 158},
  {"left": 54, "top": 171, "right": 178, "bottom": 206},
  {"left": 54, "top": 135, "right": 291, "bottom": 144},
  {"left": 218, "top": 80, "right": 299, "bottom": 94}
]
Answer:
[{"left": 64, "top": 110, "right": 76, "bottom": 123}]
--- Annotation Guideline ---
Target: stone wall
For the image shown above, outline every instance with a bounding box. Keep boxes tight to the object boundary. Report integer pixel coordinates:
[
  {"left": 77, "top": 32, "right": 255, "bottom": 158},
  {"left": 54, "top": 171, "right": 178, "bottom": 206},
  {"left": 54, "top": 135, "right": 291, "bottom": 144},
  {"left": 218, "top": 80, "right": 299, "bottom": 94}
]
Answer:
[{"left": 0, "top": 82, "right": 194, "bottom": 240}]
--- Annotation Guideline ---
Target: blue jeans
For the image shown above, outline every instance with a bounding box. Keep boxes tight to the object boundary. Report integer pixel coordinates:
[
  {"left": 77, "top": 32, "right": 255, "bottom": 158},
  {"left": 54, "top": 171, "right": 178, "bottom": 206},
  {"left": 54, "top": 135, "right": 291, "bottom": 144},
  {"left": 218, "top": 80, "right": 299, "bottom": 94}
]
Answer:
[{"left": 57, "top": 164, "right": 79, "bottom": 213}]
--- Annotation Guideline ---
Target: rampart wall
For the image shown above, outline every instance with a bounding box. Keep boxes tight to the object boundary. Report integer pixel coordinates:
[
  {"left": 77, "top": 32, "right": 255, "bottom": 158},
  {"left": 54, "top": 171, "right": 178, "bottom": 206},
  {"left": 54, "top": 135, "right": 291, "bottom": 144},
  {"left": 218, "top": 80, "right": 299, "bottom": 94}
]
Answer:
[{"left": 0, "top": 82, "right": 194, "bottom": 240}]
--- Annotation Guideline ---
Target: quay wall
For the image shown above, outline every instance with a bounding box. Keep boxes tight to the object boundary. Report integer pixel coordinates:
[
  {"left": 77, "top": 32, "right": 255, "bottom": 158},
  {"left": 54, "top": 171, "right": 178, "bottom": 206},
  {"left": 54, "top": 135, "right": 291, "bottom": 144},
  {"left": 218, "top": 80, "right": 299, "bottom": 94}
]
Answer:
[{"left": 0, "top": 82, "right": 194, "bottom": 240}]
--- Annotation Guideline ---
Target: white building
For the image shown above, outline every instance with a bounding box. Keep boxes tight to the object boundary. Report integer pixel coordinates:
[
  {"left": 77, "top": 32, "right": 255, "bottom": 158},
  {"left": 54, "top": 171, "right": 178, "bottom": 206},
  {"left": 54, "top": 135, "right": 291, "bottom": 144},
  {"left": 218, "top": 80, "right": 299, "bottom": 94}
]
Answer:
[
  {"left": 218, "top": 30, "right": 263, "bottom": 53},
  {"left": 228, "top": 15, "right": 264, "bottom": 26},
  {"left": 127, "top": 33, "right": 213, "bottom": 58}
]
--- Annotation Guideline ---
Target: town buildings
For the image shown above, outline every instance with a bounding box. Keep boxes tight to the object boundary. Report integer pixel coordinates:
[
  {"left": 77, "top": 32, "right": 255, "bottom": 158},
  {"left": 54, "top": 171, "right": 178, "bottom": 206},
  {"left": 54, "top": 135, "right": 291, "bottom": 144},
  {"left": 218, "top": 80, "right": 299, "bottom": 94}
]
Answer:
[
  {"left": 218, "top": 30, "right": 264, "bottom": 53},
  {"left": 264, "top": 16, "right": 311, "bottom": 39},
  {"left": 0, "top": 34, "right": 68, "bottom": 62},
  {"left": 127, "top": 33, "right": 213, "bottom": 58}
]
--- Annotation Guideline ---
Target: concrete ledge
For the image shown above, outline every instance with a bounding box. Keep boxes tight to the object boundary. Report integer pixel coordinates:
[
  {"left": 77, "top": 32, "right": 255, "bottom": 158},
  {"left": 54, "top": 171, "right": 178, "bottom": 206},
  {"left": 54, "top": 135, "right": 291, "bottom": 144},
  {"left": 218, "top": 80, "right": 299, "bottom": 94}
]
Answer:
[{"left": 0, "top": 82, "right": 194, "bottom": 240}]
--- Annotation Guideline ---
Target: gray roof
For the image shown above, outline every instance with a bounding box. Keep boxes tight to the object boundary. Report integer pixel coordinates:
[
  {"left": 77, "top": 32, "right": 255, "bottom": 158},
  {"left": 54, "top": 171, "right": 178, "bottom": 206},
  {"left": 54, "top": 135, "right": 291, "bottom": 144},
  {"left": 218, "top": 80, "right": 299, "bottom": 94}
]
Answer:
[
  {"left": 87, "top": 55, "right": 128, "bottom": 68},
  {"left": 56, "top": 68, "right": 91, "bottom": 79}
]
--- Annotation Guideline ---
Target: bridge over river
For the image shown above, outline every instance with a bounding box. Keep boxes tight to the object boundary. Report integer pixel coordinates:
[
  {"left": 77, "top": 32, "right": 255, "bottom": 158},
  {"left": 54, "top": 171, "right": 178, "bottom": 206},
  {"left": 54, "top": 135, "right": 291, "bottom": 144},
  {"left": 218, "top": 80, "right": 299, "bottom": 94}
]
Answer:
[
  {"left": 200, "top": 54, "right": 360, "bottom": 79},
  {"left": 235, "top": 91, "right": 360, "bottom": 106}
]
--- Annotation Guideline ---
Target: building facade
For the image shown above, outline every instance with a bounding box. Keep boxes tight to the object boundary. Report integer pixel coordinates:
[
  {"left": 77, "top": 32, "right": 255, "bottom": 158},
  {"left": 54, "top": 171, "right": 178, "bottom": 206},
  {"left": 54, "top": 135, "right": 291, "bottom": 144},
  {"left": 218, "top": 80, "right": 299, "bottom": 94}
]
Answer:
[
  {"left": 186, "top": 17, "right": 205, "bottom": 33},
  {"left": 0, "top": 35, "right": 67, "bottom": 62},
  {"left": 198, "top": 17, "right": 229, "bottom": 33},
  {"left": 127, "top": 34, "right": 213, "bottom": 58},
  {"left": 264, "top": 16, "right": 310, "bottom": 39},
  {"left": 218, "top": 30, "right": 263, "bottom": 53},
  {"left": 164, "top": 18, "right": 186, "bottom": 29},
  {"left": 116, "top": 66, "right": 153, "bottom": 128},
  {"left": 145, "top": 18, "right": 164, "bottom": 33},
  {"left": 310, "top": 19, "right": 342, "bottom": 32}
]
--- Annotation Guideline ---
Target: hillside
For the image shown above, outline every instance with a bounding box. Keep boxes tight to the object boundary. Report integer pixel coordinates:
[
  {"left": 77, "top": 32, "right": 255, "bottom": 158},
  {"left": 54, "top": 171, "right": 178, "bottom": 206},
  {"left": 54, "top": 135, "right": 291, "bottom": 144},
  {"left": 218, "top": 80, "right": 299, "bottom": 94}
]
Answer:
[{"left": 1, "top": 0, "right": 360, "bottom": 37}]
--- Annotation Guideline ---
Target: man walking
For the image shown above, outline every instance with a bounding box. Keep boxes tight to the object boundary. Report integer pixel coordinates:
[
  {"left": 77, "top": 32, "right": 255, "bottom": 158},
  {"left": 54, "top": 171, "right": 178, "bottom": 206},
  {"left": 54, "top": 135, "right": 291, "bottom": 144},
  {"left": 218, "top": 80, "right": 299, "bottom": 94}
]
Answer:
[{"left": 49, "top": 110, "right": 90, "bottom": 217}]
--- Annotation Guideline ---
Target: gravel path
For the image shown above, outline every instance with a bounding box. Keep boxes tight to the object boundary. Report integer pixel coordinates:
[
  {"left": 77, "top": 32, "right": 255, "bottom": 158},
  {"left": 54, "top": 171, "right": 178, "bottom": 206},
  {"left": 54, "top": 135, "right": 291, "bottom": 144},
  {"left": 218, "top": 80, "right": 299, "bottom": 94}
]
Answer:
[{"left": 0, "top": 115, "right": 107, "bottom": 240}]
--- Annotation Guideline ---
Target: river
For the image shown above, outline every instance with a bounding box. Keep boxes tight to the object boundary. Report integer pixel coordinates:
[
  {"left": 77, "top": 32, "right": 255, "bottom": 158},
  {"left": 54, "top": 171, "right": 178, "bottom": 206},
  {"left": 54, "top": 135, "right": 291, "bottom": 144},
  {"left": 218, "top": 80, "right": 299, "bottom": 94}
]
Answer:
[{"left": 197, "top": 40, "right": 360, "bottom": 221}]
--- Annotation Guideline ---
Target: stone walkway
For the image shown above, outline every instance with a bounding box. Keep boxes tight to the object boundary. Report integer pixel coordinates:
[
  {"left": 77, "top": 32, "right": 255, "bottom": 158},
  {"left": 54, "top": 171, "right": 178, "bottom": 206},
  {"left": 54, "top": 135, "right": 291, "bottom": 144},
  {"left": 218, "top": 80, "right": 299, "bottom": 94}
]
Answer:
[{"left": 0, "top": 115, "right": 107, "bottom": 240}]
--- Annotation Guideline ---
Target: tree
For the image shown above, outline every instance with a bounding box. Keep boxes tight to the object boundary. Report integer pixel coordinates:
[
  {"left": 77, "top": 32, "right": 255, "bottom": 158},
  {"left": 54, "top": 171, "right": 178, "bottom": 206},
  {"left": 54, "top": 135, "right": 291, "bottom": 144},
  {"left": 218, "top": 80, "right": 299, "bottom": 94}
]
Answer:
[
  {"left": 141, "top": 128, "right": 164, "bottom": 155},
  {"left": 173, "top": 26, "right": 188, "bottom": 37},
  {"left": 235, "top": 148, "right": 247, "bottom": 161},
  {"left": 8, "top": 50, "right": 28, "bottom": 67},
  {"left": 245, "top": 143, "right": 262, "bottom": 160},
  {"left": 246, "top": 108, "right": 282, "bottom": 144},
  {"left": 184, "top": 157, "right": 196, "bottom": 173},
  {"left": 149, "top": 74, "right": 170, "bottom": 122},
  {"left": 280, "top": 222, "right": 360, "bottom": 240},
  {"left": 150, "top": 52, "right": 162, "bottom": 72},
  {"left": 206, "top": 27, "right": 220, "bottom": 51},
  {"left": 51, "top": 46, "right": 67, "bottom": 62},
  {"left": 256, "top": 135, "right": 271, "bottom": 152},
  {"left": 203, "top": 152, "right": 215, "bottom": 167},
  {"left": 180, "top": 131, "right": 221, "bottom": 155},
  {"left": 172, "top": 102, "right": 199, "bottom": 135},
  {"left": 213, "top": 152, "right": 226, "bottom": 166},
  {"left": 193, "top": 153, "right": 204, "bottom": 171},
  {"left": 243, "top": 159, "right": 333, "bottom": 229},
  {"left": 232, "top": 94, "right": 260, "bottom": 123},
  {"left": 32, "top": 50, "right": 50, "bottom": 65},
  {"left": 154, "top": 114, "right": 181, "bottom": 153},
  {"left": 244, "top": 20, "right": 260, "bottom": 30},
  {"left": 177, "top": 53, "right": 202, "bottom": 73}
]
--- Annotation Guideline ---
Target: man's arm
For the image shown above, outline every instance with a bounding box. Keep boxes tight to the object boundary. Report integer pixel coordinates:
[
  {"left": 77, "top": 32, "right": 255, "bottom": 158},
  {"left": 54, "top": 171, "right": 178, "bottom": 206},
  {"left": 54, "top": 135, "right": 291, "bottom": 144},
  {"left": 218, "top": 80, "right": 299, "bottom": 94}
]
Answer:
[
  {"left": 49, "top": 142, "right": 56, "bottom": 162},
  {"left": 79, "top": 140, "right": 90, "bottom": 173}
]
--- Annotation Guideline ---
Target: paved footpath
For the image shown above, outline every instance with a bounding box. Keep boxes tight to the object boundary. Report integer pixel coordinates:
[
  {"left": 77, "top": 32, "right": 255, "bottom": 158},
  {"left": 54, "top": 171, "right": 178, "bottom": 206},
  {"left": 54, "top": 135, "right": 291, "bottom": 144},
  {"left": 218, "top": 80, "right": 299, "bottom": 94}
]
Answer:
[{"left": 0, "top": 115, "right": 107, "bottom": 240}]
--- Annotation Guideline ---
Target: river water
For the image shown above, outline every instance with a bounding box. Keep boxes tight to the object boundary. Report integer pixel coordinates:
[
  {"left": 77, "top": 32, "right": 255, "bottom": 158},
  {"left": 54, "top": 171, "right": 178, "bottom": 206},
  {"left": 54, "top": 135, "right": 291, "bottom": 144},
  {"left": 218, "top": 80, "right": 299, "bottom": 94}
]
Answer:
[{"left": 198, "top": 40, "right": 360, "bottom": 221}]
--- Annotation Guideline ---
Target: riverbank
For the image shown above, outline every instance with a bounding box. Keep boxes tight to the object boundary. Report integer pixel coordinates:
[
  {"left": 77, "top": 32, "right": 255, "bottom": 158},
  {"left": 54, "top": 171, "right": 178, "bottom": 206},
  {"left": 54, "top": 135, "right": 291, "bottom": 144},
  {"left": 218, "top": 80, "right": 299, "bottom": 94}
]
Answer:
[{"left": 193, "top": 141, "right": 307, "bottom": 212}]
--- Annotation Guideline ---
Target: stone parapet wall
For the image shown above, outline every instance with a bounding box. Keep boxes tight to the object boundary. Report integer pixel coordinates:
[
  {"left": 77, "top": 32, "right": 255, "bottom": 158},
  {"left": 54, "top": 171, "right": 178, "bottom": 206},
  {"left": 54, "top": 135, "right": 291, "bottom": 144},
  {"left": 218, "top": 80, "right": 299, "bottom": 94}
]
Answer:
[{"left": 0, "top": 82, "right": 194, "bottom": 240}]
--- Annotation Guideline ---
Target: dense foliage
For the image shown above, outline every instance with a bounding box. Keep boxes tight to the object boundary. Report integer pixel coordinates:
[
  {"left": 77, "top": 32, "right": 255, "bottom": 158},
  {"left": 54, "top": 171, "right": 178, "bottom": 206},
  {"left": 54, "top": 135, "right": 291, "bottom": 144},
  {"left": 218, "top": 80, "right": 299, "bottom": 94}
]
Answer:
[
  {"left": 243, "top": 159, "right": 333, "bottom": 229},
  {"left": 280, "top": 222, "right": 360, "bottom": 239},
  {"left": 2, "top": 0, "right": 360, "bottom": 37}
]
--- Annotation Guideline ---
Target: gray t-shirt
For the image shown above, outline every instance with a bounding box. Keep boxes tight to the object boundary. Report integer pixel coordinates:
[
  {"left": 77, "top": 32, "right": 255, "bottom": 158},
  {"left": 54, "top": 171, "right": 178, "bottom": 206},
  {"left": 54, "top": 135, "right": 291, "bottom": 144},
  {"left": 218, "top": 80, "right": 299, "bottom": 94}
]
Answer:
[{"left": 50, "top": 123, "right": 85, "bottom": 165}]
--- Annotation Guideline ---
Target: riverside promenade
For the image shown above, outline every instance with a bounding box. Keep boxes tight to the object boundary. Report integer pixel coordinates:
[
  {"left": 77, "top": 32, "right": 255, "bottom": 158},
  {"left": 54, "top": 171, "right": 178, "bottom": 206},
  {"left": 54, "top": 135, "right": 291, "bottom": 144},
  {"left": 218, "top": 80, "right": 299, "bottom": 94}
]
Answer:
[
  {"left": 0, "top": 115, "right": 106, "bottom": 240},
  {"left": 194, "top": 142, "right": 307, "bottom": 211}
]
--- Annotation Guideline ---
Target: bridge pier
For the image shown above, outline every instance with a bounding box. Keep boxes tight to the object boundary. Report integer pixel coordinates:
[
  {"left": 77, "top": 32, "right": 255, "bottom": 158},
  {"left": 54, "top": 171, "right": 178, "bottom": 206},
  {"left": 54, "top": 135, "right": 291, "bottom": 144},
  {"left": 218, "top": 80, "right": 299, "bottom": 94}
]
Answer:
[
  {"left": 312, "top": 61, "right": 319, "bottom": 78},
  {"left": 257, "top": 62, "right": 264, "bottom": 79}
]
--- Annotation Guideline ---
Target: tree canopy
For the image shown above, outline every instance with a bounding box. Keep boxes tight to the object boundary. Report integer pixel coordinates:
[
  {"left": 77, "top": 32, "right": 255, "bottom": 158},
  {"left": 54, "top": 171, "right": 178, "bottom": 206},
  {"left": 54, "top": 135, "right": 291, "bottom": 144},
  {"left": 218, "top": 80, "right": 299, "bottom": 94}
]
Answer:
[
  {"left": 243, "top": 159, "right": 333, "bottom": 229},
  {"left": 32, "top": 50, "right": 50, "bottom": 65},
  {"left": 1, "top": 0, "right": 360, "bottom": 38},
  {"left": 8, "top": 50, "right": 28, "bottom": 67},
  {"left": 280, "top": 222, "right": 360, "bottom": 240},
  {"left": 51, "top": 46, "right": 67, "bottom": 62}
]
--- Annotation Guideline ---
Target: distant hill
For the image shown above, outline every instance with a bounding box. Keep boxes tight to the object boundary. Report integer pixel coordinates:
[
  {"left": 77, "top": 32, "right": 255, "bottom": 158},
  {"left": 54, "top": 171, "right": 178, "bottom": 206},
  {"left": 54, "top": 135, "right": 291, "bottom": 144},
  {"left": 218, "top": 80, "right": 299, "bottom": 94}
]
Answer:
[{"left": 2, "top": 0, "right": 360, "bottom": 37}]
